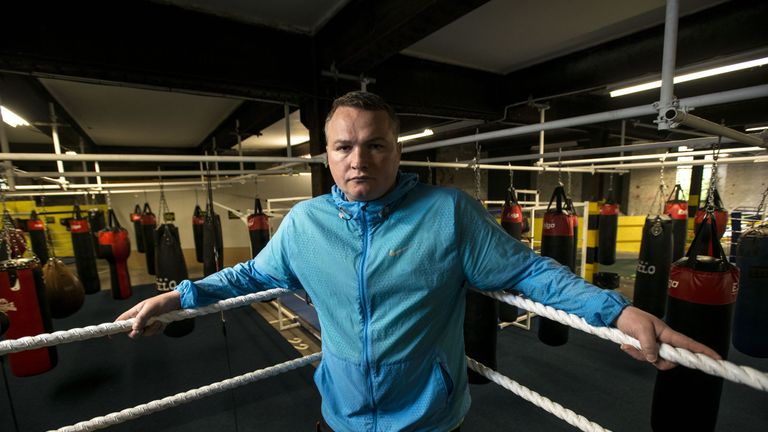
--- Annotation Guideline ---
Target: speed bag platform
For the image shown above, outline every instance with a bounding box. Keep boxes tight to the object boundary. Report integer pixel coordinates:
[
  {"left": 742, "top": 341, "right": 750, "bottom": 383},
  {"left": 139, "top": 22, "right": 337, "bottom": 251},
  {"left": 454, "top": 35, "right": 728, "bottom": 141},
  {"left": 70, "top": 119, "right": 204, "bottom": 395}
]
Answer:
[
  {"left": 732, "top": 225, "right": 768, "bottom": 357},
  {"left": 0, "top": 258, "right": 58, "bottom": 377},
  {"left": 651, "top": 214, "right": 739, "bottom": 432},
  {"left": 155, "top": 223, "right": 194, "bottom": 337}
]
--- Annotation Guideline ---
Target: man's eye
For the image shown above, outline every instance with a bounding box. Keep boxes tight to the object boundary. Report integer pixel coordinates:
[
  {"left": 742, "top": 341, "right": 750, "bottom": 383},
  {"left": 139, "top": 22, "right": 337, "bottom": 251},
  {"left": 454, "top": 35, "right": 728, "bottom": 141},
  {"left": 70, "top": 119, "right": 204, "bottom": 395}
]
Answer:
[{"left": 336, "top": 146, "right": 351, "bottom": 152}]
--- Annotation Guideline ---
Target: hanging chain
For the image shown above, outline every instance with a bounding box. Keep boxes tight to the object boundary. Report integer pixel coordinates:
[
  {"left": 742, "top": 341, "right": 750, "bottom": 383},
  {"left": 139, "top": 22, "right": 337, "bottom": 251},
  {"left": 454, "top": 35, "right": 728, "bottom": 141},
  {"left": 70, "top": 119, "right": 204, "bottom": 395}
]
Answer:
[
  {"left": 426, "top": 157, "right": 433, "bottom": 185},
  {"left": 41, "top": 195, "right": 56, "bottom": 258},
  {"left": 508, "top": 163, "right": 514, "bottom": 191},
  {"left": 755, "top": 185, "right": 768, "bottom": 223},
  {"left": 648, "top": 153, "right": 669, "bottom": 215},
  {"left": 158, "top": 170, "right": 169, "bottom": 224},
  {"left": 557, "top": 148, "right": 563, "bottom": 186},
  {"left": 473, "top": 136, "right": 482, "bottom": 200},
  {"left": 567, "top": 171, "right": 572, "bottom": 196},
  {"left": 1, "top": 192, "right": 13, "bottom": 259},
  {"left": 705, "top": 135, "right": 722, "bottom": 213},
  {"left": 608, "top": 173, "right": 614, "bottom": 194}
]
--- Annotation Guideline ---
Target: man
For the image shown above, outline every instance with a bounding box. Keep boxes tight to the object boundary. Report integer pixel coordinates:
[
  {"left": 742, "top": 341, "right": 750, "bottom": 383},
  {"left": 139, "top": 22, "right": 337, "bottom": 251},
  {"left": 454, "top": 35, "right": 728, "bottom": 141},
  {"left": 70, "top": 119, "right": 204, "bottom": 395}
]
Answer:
[{"left": 118, "top": 91, "right": 718, "bottom": 432}]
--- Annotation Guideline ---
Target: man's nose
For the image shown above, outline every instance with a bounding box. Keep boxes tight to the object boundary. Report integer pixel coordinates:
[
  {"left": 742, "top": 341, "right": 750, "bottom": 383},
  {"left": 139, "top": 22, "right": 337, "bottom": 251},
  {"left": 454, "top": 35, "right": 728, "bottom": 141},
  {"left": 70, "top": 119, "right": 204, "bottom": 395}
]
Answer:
[{"left": 350, "top": 146, "right": 370, "bottom": 169}]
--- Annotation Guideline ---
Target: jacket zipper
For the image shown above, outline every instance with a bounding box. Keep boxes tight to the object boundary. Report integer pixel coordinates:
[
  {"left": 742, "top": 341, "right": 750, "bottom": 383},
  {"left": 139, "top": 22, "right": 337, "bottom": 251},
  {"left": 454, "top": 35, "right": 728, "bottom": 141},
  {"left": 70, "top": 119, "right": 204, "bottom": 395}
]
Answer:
[{"left": 358, "top": 209, "right": 378, "bottom": 430}]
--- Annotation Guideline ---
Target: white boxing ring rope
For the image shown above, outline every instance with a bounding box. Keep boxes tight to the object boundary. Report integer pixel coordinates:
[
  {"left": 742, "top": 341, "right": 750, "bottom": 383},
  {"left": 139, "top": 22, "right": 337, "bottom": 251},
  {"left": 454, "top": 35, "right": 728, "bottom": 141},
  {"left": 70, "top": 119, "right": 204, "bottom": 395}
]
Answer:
[{"left": 0, "top": 289, "right": 766, "bottom": 432}]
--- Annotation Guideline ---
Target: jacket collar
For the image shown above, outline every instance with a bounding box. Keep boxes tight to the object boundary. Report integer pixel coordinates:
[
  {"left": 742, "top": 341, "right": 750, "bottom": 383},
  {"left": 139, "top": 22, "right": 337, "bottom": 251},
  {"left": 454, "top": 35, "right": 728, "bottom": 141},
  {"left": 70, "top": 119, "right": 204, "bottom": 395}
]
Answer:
[{"left": 332, "top": 172, "right": 419, "bottom": 222}]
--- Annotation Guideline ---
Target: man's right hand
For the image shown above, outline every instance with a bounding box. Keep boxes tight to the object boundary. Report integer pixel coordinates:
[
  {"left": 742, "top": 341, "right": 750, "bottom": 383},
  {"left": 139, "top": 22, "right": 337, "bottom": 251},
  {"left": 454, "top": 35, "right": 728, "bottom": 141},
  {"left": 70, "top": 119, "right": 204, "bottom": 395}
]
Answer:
[{"left": 115, "top": 291, "right": 182, "bottom": 338}]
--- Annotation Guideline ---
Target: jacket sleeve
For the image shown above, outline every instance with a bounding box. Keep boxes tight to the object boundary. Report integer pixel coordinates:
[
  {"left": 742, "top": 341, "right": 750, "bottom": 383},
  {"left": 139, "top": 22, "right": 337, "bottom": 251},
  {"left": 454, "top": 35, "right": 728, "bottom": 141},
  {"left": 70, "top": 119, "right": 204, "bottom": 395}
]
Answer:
[
  {"left": 176, "top": 210, "right": 303, "bottom": 309},
  {"left": 455, "top": 192, "right": 629, "bottom": 327}
]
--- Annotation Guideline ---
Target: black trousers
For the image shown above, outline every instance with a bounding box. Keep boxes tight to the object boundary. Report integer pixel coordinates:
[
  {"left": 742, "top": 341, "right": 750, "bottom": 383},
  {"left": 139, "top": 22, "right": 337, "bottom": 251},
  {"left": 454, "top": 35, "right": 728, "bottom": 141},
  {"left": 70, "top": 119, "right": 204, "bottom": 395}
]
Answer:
[{"left": 316, "top": 417, "right": 460, "bottom": 431}]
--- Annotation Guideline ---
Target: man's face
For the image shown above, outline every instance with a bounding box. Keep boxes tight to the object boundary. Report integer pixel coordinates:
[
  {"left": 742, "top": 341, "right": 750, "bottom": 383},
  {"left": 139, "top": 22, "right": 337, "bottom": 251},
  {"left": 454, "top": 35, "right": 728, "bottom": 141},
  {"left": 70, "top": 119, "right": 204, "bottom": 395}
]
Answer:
[{"left": 326, "top": 106, "right": 401, "bottom": 202}]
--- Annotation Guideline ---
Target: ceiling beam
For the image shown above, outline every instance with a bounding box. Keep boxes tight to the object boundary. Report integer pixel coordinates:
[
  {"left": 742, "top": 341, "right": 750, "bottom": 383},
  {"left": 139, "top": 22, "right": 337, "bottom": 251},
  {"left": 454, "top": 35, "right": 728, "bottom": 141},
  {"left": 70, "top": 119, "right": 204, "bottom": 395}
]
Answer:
[{"left": 316, "top": 0, "right": 490, "bottom": 73}]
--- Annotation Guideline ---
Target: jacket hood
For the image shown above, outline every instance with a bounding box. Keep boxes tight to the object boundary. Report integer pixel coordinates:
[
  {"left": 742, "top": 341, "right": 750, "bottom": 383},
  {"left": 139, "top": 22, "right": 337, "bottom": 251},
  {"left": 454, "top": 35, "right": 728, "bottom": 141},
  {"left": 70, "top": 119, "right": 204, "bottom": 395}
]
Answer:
[{"left": 332, "top": 171, "right": 419, "bottom": 221}]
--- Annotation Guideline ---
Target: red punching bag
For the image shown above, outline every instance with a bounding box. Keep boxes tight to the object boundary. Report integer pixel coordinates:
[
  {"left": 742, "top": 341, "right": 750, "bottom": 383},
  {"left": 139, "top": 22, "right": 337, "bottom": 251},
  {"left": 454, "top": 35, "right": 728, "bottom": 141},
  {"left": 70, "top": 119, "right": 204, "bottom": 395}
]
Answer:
[
  {"left": 130, "top": 204, "right": 145, "bottom": 253},
  {"left": 69, "top": 205, "right": 101, "bottom": 294},
  {"left": 192, "top": 205, "right": 205, "bottom": 263},
  {"left": 664, "top": 184, "right": 689, "bottom": 262},
  {"left": 693, "top": 188, "right": 728, "bottom": 256},
  {"left": 247, "top": 198, "right": 270, "bottom": 258},
  {"left": 141, "top": 203, "right": 157, "bottom": 275},
  {"left": 98, "top": 209, "right": 132, "bottom": 299},
  {"left": 539, "top": 186, "right": 574, "bottom": 346},
  {"left": 598, "top": 199, "right": 619, "bottom": 265},
  {"left": 26, "top": 211, "right": 50, "bottom": 264},
  {"left": 651, "top": 212, "right": 739, "bottom": 431},
  {"left": 0, "top": 257, "right": 58, "bottom": 376}
]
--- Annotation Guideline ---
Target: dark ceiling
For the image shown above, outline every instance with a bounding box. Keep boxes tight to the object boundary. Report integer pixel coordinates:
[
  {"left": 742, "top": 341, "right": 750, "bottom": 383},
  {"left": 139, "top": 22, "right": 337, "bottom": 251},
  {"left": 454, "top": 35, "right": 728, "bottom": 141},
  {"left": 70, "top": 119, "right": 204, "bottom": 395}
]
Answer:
[{"left": 0, "top": 0, "right": 766, "bottom": 196}]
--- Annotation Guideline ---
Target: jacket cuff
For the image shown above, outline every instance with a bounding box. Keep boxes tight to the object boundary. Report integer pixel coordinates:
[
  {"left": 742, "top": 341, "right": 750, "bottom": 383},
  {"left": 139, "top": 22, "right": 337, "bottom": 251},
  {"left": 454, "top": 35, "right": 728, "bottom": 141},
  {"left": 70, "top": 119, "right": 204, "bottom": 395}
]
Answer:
[{"left": 175, "top": 280, "right": 197, "bottom": 309}]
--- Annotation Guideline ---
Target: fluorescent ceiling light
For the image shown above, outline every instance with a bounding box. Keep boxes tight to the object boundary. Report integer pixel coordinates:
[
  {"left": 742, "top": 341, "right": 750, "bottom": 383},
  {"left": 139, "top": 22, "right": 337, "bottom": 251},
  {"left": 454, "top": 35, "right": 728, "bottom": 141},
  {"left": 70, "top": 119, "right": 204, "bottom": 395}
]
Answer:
[
  {"left": 1, "top": 106, "right": 30, "bottom": 127},
  {"left": 746, "top": 125, "right": 768, "bottom": 132},
  {"left": 398, "top": 129, "right": 433, "bottom": 143},
  {"left": 610, "top": 56, "right": 768, "bottom": 97}
]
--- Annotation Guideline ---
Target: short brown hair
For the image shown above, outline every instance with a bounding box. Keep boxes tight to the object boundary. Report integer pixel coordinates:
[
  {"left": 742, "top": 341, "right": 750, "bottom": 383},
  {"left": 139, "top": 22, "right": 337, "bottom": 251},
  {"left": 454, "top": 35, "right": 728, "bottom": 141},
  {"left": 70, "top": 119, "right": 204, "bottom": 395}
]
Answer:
[{"left": 324, "top": 91, "right": 400, "bottom": 139}]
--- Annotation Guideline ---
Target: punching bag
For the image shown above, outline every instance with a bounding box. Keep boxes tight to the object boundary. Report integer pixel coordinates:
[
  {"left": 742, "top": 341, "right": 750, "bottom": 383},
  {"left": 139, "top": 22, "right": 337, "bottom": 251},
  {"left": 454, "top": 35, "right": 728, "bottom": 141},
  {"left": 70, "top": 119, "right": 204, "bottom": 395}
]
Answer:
[
  {"left": 567, "top": 198, "right": 579, "bottom": 270},
  {"left": 26, "top": 211, "right": 49, "bottom": 264},
  {"left": 98, "top": 209, "right": 132, "bottom": 299},
  {"left": 88, "top": 208, "right": 106, "bottom": 257},
  {"left": 664, "top": 184, "right": 689, "bottom": 261},
  {"left": 538, "top": 186, "right": 574, "bottom": 346},
  {"left": 0, "top": 210, "right": 26, "bottom": 261},
  {"left": 0, "top": 257, "right": 58, "bottom": 376},
  {"left": 732, "top": 225, "right": 768, "bottom": 357},
  {"left": 632, "top": 215, "right": 673, "bottom": 318},
  {"left": 202, "top": 203, "right": 224, "bottom": 277},
  {"left": 42, "top": 257, "right": 85, "bottom": 319},
  {"left": 464, "top": 288, "right": 498, "bottom": 384},
  {"left": 498, "top": 187, "right": 523, "bottom": 322},
  {"left": 192, "top": 205, "right": 205, "bottom": 263},
  {"left": 247, "top": 198, "right": 270, "bottom": 258},
  {"left": 651, "top": 213, "right": 739, "bottom": 432},
  {"left": 597, "top": 199, "right": 619, "bottom": 265},
  {"left": 693, "top": 189, "right": 728, "bottom": 257},
  {"left": 130, "top": 204, "right": 145, "bottom": 253},
  {"left": 155, "top": 223, "right": 195, "bottom": 337},
  {"left": 69, "top": 206, "right": 101, "bottom": 295},
  {"left": 141, "top": 203, "right": 157, "bottom": 275}
]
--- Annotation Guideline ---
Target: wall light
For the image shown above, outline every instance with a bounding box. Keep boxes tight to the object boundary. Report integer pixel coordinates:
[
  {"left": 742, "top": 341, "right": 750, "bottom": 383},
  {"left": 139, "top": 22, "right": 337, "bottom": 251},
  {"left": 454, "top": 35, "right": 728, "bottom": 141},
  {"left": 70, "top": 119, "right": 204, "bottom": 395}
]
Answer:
[
  {"left": 610, "top": 56, "right": 768, "bottom": 98},
  {"left": 1, "top": 105, "right": 30, "bottom": 127},
  {"left": 745, "top": 125, "right": 768, "bottom": 132},
  {"left": 398, "top": 129, "right": 433, "bottom": 143}
]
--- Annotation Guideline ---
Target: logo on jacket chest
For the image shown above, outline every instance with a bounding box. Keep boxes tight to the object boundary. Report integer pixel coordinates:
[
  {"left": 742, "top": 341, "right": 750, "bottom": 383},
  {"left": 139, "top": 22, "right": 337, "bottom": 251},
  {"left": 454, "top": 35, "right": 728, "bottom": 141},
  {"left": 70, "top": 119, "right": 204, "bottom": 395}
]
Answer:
[{"left": 388, "top": 244, "right": 411, "bottom": 257}]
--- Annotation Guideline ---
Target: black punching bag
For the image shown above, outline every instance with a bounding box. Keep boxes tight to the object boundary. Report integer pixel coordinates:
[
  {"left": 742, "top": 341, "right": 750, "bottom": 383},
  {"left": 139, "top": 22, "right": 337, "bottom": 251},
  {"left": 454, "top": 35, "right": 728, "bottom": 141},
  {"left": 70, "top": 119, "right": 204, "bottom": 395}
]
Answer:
[
  {"left": 130, "top": 204, "right": 145, "bottom": 253},
  {"left": 632, "top": 215, "right": 673, "bottom": 318},
  {"left": 538, "top": 186, "right": 574, "bottom": 346},
  {"left": 693, "top": 189, "right": 728, "bottom": 257},
  {"left": 88, "top": 208, "right": 106, "bottom": 257},
  {"left": 203, "top": 203, "right": 224, "bottom": 277},
  {"left": 141, "top": 203, "right": 157, "bottom": 275},
  {"left": 498, "top": 187, "right": 523, "bottom": 323},
  {"left": 155, "top": 223, "right": 194, "bottom": 337},
  {"left": 97, "top": 209, "right": 132, "bottom": 300},
  {"left": 664, "top": 184, "right": 689, "bottom": 261},
  {"left": 247, "top": 198, "right": 270, "bottom": 258},
  {"left": 464, "top": 288, "right": 498, "bottom": 384},
  {"left": 732, "top": 225, "right": 768, "bottom": 357},
  {"left": 0, "top": 257, "right": 58, "bottom": 376},
  {"left": 26, "top": 211, "right": 49, "bottom": 264},
  {"left": 597, "top": 199, "right": 619, "bottom": 265},
  {"left": 651, "top": 213, "right": 739, "bottom": 432},
  {"left": 69, "top": 205, "right": 101, "bottom": 294},
  {"left": 192, "top": 205, "right": 205, "bottom": 263}
]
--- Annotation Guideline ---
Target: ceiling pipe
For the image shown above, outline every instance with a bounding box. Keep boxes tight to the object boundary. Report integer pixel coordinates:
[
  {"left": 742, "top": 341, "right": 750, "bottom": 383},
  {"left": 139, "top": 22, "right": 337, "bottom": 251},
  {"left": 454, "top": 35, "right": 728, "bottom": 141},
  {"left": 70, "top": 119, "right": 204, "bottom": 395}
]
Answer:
[
  {"left": 657, "top": 0, "right": 679, "bottom": 131},
  {"left": 481, "top": 135, "right": 740, "bottom": 164},
  {"left": 664, "top": 109, "right": 766, "bottom": 147},
  {"left": 563, "top": 154, "right": 767, "bottom": 171},
  {"left": 0, "top": 94, "right": 16, "bottom": 191},
  {"left": 540, "top": 146, "right": 765, "bottom": 166},
  {"left": 398, "top": 160, "right": 626, "bottom": 174},
  {"left": 1, "top": 184, "right": 235, "bottom": 198},
  {"left": 403, "top": 84, "right": 768, "bottom": 154},
  {"left": 12, "top": 169, "right": 294, "bottom": 178},
  {"left": 0, "top": 153, "right": 323, "bottom": 164}
]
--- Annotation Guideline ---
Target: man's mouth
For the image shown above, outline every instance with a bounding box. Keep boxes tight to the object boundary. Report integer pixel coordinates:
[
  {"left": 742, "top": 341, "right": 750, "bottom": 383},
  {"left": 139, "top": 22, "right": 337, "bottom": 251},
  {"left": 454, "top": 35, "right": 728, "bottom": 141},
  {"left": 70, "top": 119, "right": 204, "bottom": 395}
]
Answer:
[{"left": 349, "top": 176, "right": 372, "bottom": 182}]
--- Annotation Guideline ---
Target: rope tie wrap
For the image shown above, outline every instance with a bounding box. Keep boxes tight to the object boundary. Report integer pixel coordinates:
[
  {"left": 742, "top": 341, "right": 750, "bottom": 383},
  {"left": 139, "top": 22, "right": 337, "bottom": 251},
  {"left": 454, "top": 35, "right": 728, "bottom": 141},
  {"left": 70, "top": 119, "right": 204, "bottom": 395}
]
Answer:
[
  {"left": 481, "top": 290, "right": 768, "bottom": 392},
  {"left": 0, "top": 288, "right": 290, "bottom": 355},
  {"left": 49, "top": 352, "right": 321, "bottom": 432},
  {"left": 467, "top": 357, "right": 610, "bottom": 432}
]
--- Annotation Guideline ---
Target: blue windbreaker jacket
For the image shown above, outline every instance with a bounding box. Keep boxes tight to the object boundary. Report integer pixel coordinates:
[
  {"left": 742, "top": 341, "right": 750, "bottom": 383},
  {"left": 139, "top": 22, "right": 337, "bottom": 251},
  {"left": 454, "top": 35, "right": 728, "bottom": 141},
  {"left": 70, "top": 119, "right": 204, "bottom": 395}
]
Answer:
[{"left": 176, "top": 172, "right": 630, "bottom": 432}]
